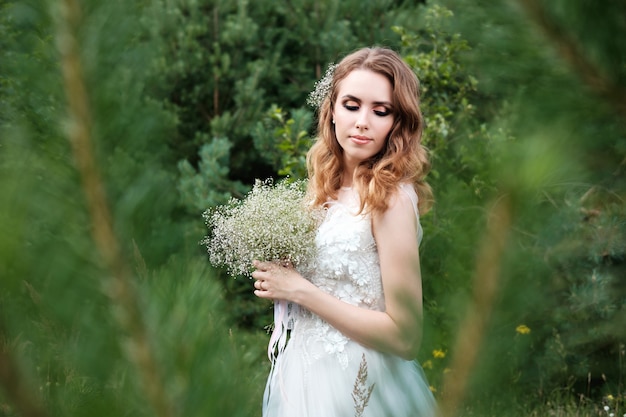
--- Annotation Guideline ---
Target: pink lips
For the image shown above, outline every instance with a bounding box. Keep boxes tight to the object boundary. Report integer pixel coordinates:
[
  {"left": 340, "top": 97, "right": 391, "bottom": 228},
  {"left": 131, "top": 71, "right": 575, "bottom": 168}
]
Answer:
[{"left": 350, "top": 135, "right": 372, "bottom": 145}]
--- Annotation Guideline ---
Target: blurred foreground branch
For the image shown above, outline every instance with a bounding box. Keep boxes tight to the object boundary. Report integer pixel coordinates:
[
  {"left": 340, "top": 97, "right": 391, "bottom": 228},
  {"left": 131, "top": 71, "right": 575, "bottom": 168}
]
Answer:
[
  {"left": 54, "top": 1, "right": 173, "bottom": 416},
  {"left": 439, "top": 195, "right": 513, "bottom": 417},
  {"left": 519, "top": 0, "right": 626, "bottom": 119},
  {"left": 0, "top": 321, "right": 49, "bottom": 417}
]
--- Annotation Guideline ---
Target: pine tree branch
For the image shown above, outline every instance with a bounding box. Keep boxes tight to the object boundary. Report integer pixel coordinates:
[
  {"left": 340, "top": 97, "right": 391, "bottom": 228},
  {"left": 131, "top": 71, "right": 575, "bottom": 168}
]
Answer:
[
  {"left": 439, "top": 195, "right": 513, "bottom": 417},
  {"left": 54, "top": 1, "right": 174, "bottom": 416},
  {"left": 518, "top": 0, "right": 626, "bottom": 119}
]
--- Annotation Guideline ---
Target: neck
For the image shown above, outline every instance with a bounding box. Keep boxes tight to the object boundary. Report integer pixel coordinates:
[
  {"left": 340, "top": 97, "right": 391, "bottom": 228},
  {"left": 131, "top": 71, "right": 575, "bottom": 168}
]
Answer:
[{"left": 341, "top": 165, "right": 356, "bottom": 189}]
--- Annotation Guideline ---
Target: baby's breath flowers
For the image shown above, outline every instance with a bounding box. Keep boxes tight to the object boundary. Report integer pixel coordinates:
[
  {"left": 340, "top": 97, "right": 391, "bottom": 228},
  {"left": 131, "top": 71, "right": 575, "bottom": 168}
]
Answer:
[
  {"left": 202, "top": 179, "right": 322, "bottom": 277},
  {"left": 306, "top": 63, "right": 337, "bottom": 109}
]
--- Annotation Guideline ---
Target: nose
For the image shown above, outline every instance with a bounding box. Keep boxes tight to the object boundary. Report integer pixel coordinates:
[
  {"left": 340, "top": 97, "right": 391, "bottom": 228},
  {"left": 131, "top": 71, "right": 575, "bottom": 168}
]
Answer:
[{"left": 355, "top": 109, "right": 369, "bottom": 130}]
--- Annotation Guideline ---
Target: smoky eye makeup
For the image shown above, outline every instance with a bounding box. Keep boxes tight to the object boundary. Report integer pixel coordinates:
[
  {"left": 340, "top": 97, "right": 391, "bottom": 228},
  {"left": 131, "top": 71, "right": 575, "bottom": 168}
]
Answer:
[
  {"left": 340, "top": 95, "right": 393, "bottom": 116},
  {"left": 342, "top": 99, "right": 393, "bottom": 117},
  {"left": 341, "top": 97, "right": 360, "bottom": 110},
  {"left": 374, "top": 107, "right": 392, "bottom": 117}
]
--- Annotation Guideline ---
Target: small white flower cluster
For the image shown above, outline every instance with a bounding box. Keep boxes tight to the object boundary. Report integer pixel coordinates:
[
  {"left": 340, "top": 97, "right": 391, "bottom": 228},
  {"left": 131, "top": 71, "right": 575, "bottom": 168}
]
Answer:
[
  {"left": 202, "top": 179, "right": 321, "bottom": 277},
  {"left": 603, "top": 404, "right": 625, "bottom": 417},
  {"left": 306, "top": 63, "right": 337, "bottom": 109}
]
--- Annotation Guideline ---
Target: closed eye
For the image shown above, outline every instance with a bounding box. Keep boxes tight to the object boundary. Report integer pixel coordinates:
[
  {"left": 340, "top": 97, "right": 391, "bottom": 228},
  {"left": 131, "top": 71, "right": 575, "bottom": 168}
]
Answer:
[{"left": 341, "top": 96, "right": 392, "bottom": 116}]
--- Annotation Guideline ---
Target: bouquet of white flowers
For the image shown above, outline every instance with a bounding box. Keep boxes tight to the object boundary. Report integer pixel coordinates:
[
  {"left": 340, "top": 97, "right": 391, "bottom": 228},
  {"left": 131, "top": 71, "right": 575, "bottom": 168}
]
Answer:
[{"left": 202, "top": 179, "right": 321, "bottom": 277}]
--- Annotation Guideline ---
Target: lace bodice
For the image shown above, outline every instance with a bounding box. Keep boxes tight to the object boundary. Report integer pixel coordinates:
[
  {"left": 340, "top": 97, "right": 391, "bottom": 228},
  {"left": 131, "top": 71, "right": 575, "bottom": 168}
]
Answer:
[
  {"left": 310, "top": 190, "right": 385, "bottom": 310},
  {"left": 289, "top": 184, "right": 421, "bottom": 369}
]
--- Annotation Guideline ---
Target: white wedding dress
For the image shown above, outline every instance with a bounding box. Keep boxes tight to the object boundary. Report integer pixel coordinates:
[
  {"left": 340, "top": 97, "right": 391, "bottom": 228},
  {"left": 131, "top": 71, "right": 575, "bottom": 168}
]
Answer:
[{"left": 263, "top": 184, "right": 437, "bottom": 417}]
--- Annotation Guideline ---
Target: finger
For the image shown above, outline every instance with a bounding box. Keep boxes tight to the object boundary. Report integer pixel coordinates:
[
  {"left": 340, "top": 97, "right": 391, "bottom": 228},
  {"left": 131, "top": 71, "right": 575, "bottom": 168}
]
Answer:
[
  {"left": 253, "top": 260, "right": 270, "bottom": 270},
  {"left": 254, "top": 260, "right": 279, "bottom": 272},
  {"left": 252, "top": 267, "right": 275, "bottom": 281},
  {"left": 251, "top": 269, "right": 266, "bottom": 280},
  {"left": 254, "top": 289, "right": 271, "bottom": 299}
]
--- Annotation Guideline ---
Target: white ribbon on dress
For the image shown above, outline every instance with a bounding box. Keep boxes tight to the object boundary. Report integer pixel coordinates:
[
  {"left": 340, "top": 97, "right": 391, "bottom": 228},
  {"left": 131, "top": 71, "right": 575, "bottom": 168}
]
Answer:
[
  {"left": 267, "top": 299, "right": 290, "bottom": 363},
  {"left": 263, "top": 299, "right": 292, "bottom": 412}
]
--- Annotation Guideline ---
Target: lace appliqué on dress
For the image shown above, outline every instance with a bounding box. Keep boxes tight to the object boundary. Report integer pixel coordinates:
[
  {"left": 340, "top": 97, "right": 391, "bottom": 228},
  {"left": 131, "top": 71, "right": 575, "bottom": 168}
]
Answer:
[{"left": 295, "top": 198, "right": 385, "bottom": 369}]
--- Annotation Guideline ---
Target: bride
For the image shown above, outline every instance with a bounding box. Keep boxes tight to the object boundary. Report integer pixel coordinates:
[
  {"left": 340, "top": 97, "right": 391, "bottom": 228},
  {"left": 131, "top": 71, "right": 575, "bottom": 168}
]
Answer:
[{"left": 252, "top": 46, "right": 437, "bottom": 417}]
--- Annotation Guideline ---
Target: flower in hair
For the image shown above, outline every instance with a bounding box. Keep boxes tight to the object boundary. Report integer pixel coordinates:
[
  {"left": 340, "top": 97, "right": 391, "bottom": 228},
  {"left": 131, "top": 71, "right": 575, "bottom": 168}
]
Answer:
[{"left": 306, "top": 63, "right": 337, "bottom": 109}]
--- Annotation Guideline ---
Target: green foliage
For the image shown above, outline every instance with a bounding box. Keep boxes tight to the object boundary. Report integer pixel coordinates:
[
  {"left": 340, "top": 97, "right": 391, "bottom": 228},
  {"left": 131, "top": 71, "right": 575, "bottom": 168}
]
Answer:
[
  {"left": 252, "top": 105, "right": 314, "bottom": 180},
  {"left": 2, "top": 0, "right": 625, "bottom": 414},
  {"left": 178, "top": 137, "right": 248, "bottom": 212},
  {"left": 394, "top": 5, "right": 479, "bottom": 165},
  {"left": 433, "top": 0, "right": 626, "bottom": 410},
  {"left": 145, "top": 257, "right": 268, "bottom": 417},
  {"left": 0, "top": 0, "right": 265, "bottom": 415}
]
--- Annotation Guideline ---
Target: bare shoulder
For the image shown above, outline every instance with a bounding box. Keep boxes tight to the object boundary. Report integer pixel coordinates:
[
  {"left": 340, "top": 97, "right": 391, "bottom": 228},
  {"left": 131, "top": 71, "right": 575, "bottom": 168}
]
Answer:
[{"left": 374, "top": 184, "right": 419, "bottom": 242}]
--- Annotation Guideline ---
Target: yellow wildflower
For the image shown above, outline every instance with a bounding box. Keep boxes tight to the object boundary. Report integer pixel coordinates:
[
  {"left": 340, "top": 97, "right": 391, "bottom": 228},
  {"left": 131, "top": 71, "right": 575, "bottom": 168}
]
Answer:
[
  {"left": 429, "top": 385, "right": 437, "bottom": 393},
  {"left": 516, "top": 324, "right": 531, "bottom": 335},
  {"left": 433, "top": 349, "right": 446, "bottom": 359},
  {"left": 422, "top": 360, "right": 433, "bottom": 370},
  {"left": 607, "top": 394, "right": 614, "bottom": 401}
]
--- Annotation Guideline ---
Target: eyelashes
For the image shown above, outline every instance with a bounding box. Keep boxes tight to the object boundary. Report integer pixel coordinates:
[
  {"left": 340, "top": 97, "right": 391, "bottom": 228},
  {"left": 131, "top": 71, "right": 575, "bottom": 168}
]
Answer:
[{"left": 342, "top": 103, "right": 392, "bottom": 117}]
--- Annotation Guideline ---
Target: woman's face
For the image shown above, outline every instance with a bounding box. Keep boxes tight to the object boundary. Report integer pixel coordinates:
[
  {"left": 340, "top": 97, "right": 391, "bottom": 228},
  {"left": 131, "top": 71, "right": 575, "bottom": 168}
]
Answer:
[{"left": 332, "top": 69, "right": 394, "bottom": 171}]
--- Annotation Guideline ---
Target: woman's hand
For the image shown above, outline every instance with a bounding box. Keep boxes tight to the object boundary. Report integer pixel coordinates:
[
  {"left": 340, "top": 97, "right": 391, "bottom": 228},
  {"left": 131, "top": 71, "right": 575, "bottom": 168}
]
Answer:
[{"left": 251, "top": 260, "right": 316, "bottom": 302}]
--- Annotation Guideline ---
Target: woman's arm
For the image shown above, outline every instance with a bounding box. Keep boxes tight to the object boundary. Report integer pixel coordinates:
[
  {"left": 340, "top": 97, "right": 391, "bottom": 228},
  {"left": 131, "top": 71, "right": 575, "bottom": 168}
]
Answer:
[{"left": 252, "top": 190, "right": 424, "bottom": 360}]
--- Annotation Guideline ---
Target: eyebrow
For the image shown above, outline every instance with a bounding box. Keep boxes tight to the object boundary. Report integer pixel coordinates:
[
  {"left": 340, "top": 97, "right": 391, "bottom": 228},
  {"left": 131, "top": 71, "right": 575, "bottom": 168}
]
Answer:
[{"left": 341, "top": 94, "right": 392, "bottom": 107}]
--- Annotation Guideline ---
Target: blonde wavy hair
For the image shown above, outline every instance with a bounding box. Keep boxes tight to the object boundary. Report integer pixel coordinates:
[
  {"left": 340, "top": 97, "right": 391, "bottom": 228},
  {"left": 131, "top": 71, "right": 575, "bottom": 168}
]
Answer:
[{"left": 307, "top": 47, "right": 433, "bottom": 216}]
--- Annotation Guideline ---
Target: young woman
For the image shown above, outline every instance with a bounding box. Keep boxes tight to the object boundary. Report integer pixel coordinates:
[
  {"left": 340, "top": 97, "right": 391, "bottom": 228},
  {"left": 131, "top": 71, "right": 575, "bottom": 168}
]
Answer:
[{"left": 252, "top": 47, "right": 436, "bottom": 417}]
